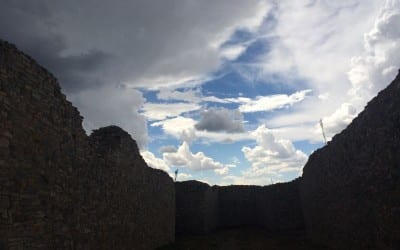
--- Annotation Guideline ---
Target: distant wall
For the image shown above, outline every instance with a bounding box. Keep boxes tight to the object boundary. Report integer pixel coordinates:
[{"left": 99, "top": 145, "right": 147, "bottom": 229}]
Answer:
[
  {"left": 175, "top": 179, "right": 304, "bottom": 235},
  {"left": 300, "top": 72, "right": 400, "bottom": 249},
  {"left": 218, "top": 179, "right": 304, "bottom": 231},
  {"left": 175, "top": 181, "right": 217, "bottom": 235},
  {"left": 0, "top": 40, "right": 174, "bottom": 249}
]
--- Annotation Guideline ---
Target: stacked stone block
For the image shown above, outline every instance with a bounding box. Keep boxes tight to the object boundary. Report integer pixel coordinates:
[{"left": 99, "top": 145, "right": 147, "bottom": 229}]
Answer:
[
  {"left": 301, "top": 71, "right": 400, "bottom": 249},
  {"left": 175, "top": 181, "right": 217, "bottom": 235},
  {"left": 0, "top": 40, "right": 174, "bottom": 250}
]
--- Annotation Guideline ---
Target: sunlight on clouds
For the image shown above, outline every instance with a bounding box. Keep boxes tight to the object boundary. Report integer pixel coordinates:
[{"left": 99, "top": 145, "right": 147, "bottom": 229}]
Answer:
[
  {"left": 242, "top": 125, "right": 307, "bottom": 173},
  {"left": 151, "top": 116, "right": 197, "bottom": 142},
  {"left": 141, "top": 150, "right": 170, "bottom": 173},
  {"left": 318, "top": 103, "right": 357, "bottom": 139},
  {"left": 347, "top": 0, "right": 400, "bottom": 109},
  {"left": 239, "top": 90, "right": 312, "bottom": 113},
  {"left": 164, "top": 141, "right": 231, "bottom": 175},
  {"left": 222, "top": 125, "right": 307, "bottom": 185}
]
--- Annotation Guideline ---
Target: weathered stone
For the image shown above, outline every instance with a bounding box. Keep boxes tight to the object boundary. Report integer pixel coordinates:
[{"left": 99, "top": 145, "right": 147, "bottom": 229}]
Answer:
[
  {"left": 301, "top": 71, "right": 400, "bottom": 249},
  {"left": 175, "top": 179, "right": 304, "bottom": 235},
  {"left": 175, "top": 181, "right": 218, "bottom": 235},
  {"left": 0, "top": 39, "right": 174, "bottom": 249},
  {"left": 217, "top": 179, "right": 304, "bottom": 231}
]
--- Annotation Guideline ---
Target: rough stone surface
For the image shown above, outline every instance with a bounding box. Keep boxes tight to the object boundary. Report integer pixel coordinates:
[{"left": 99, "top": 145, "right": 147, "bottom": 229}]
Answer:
[
  {"left": 301, "top": 71, "right": 400, "bottom": 250},
  {"left": 218, "top": 179, "right": 304, "bottom": 231},
  {"left": 175, "top": 179, "right": 304, "bottom": 235},
  {"left": 0, "top": 40, "right": 174, "bottom": 249},
  {"left": 175, "top": 181, "right": 217, "bottom": 235}
]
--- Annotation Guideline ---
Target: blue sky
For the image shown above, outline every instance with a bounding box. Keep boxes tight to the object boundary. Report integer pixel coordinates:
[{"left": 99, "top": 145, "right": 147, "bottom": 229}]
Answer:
[{"left": 1, "top": 0, "right": 399, "bottom": 185}]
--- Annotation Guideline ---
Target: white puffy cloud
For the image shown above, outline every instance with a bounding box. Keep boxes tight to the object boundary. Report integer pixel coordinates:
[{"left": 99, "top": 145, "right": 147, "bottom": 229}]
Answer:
[
  {"left": 347, "top": 0, "right": 400, "bottom": 108},
  {"left": 141, "top": 150, "right": 170, "bottom": 173},
  {"left": 141, "top": 102, "right": 201, "bottom": 121},
  {"left": 141, "top": 150, "right": 195, "bottom": 180},
  {"left": 315, "top": 0, "right": 400, "bottom": 140},
  {"left": 239, "top": 125, "right": 308, "bottom": 183},
  {"left": 163, "top": 141, "right": 231, "bottom": 175},
  {"left": 243, "top": 0, "right": 398, "bottom": 145},
  {"left": 319, "top": 103, "right": 357, "bottom": 139},
  {"left": 151, "top": 116, "right": 197, "bottom": 143},
  {"left": 151, "top": 116, "right": 252, "bottom": 144},
  {"left": 195, "top": 108, "right": 245, "bottom": 133}
]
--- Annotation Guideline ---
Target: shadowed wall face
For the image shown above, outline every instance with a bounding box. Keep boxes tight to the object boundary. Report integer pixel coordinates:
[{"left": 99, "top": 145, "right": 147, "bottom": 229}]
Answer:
[
  {"left": 300, "top": 72, "right": 400, "bottom": 250},
  {"left": 175, "top": 181, "right": 218, "bottom": 235},
  {"left": 175, "top": 179, "right": 304, "bottom": 235},
  {"left": 0, "top": 40, "right": 174, "bottom": 250},
  {"left": 217, "top": 179, "right": 304, "bottom": 231}
]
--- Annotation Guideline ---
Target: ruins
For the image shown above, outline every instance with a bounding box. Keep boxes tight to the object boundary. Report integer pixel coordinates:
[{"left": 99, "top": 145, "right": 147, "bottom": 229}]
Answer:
[{"left": 1, "top": 39, "right": 399, "bottom": 249}]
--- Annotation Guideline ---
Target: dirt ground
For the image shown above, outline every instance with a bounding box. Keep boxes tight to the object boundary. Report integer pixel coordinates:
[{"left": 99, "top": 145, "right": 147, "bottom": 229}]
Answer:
[{"left": 158, "top": 227, "right": 330, "bottom": 250}]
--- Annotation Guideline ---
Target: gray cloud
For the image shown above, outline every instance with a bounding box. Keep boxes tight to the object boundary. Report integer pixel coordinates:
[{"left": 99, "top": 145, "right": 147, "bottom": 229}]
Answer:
[
  {"left": 0, "top": 0, "right": 268, "bottom": 93},
  {"left": 159, "top": 145, "right": 178, "bottom": 153},
  {"left": 0, "top": 0, "right": 267, "bottom": 147},
  {"left": 195, "top": 108, "right": 245, "bottom": 133}
]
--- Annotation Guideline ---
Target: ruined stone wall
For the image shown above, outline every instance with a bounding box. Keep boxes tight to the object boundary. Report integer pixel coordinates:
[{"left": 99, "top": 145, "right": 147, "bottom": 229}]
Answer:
[
  {"left": 217, "top": 179, "right": 304, "bottom": 231},
  {"left": 0, "top": 40, "right": 174, "bottom": 249},
  {"left": 300, "top": 72, "right": 400, "bottom": 250},
  {"left": 175, "top": 180, "right": 304, "bottom": 235},
  {"left": 175, "top": 181, "right": 217, "bottom": 235}
]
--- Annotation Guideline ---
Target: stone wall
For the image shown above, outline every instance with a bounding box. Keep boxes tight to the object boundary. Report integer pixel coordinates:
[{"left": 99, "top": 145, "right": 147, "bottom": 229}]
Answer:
[
  {"left": 300, "top": 71, "right": 400, "bottom": 249},
  {"left": 0, "top": 40, "right": 174, "bottom": 249},
  {"left": 175, "top": 179, "right": 304, "bottom": 235},
  {"left": 175, "top": 181, "right": 217, "bottom": 235},
  {"left": 217, "top": 179, "right": 304, "bottom": 231}
]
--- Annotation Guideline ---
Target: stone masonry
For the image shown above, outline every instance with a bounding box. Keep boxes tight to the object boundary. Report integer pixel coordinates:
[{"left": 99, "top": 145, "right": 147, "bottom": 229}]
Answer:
[
  {"left": 175, "top": 179, "right": 304, "bottom": 234},
  {"left": 0, "top": 39, "right": 174, "bottom": 249},
  {"left": 2, "top": 38, "right": 400, "bottom": 250},
  {"left": 218, "top": 179, "right": 304, "bottom": 231},
  {"left": 301, "top": 71, "right": 400, "bottom": 249},
  {"left": 175, "top": 181, "right": 217, "bottom": 235}
]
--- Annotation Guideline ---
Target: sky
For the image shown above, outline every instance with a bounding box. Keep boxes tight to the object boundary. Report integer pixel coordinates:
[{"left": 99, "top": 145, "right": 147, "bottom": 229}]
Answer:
[{"left": 1, "top": 0, "right": 400, "bottom": 185}]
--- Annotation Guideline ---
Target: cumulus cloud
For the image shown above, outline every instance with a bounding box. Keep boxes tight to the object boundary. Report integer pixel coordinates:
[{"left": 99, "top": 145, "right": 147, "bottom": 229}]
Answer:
[
  {"left": 163, "top": 141, "right": 230, "bottom": 175},
  {"left": 347, "top": 0, "right": 400, "bottom": 108},
  {"left": 141, "top": 150, "right": 195, "bottom": 180},
  {"left": 238, "top": 125, "right": 307, "bottom": 183},
  {"left": 152, "top": 116, "right": 252, "bottom": 144},
  {"left": 151, "top": 116, "right": 197, "bottom": 143},
  {"left": 195, "top": 108, "right": 245, "bottom": 133},
  {"left": 141, "top": 102, "right": 201, "bottom": 121},
  {"left": 140, "top": 150, "right": 170, "bottom": 173},
  {"left": 240, "top": 0, "right": 397, "bottom": 145},
  {"left": 319, "top": 103, "right": 357, "bottom": 139},
  {"left": 315, "top": 0, "right": 400, "bottom": 140}
]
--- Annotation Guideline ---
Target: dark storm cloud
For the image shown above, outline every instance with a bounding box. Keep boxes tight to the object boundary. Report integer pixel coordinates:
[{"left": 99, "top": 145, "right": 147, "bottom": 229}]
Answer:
[
  {"left": 0, "top": 0, "right": 112, "bottom": 93},
  {"left": 0, "top": 0, "right": 267, "bottom": 93},
  {"left": 195, "top": 108, "right": 245, "bottom": 133},
  {"left": 0, "top": 0, "right": 268, "bottom": 147}
]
